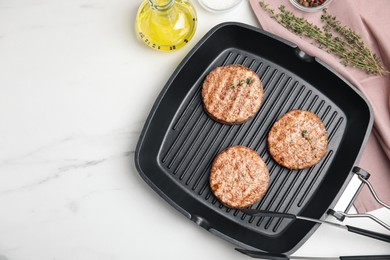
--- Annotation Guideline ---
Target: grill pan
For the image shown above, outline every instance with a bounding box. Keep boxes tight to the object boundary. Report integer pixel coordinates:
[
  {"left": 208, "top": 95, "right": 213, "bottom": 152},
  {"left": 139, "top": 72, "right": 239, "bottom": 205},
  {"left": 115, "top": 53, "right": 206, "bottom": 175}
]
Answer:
[{"left": 134, "top": 22, "right": 373, "bottom": 254}]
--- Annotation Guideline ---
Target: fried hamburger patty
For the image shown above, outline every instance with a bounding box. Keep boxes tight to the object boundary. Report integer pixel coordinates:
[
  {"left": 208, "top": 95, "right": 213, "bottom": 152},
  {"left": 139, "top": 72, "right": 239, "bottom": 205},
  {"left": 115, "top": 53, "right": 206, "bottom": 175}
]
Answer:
[
  {"left": 201, "top": 64, "right": 264, "bottom": 124},
  {"left": 268, "top": 110, "right": 328, "bottom": 170},
  {"left": 210, "top": 146, "right": 269, "bottom": 208}
]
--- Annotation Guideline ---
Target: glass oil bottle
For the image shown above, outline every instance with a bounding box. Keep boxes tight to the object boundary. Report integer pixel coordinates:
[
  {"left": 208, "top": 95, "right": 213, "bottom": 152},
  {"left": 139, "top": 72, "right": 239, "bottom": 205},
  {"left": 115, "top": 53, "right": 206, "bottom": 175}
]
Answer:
[{"left": 135, "top": 0, "right": 197, "bottom": 52}]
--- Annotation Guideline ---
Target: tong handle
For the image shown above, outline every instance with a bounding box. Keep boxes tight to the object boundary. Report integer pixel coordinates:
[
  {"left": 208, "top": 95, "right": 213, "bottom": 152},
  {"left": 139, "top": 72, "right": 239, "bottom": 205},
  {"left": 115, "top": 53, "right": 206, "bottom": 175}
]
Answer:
[
  {"left": 346, "top": 225, "right": 390, "bottom": 243},
  {"left": 240, "top": 209, "right": 296, "bottom": 219},
  {"left": 235, "top": 248, "right": 390, "bottom": 259},
  {"left": 341, "top": 256, "right": 390, "bottom": 260},
  {"left": 235, "top": 248, "right": 288, "bottom": 259}
]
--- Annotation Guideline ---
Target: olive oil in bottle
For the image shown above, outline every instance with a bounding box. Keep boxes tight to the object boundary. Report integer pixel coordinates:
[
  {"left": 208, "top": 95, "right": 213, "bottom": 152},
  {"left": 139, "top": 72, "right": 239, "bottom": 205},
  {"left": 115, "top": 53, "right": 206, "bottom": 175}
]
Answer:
[{"left": 135, "top": 0, "right": 197, "bottom": 52}]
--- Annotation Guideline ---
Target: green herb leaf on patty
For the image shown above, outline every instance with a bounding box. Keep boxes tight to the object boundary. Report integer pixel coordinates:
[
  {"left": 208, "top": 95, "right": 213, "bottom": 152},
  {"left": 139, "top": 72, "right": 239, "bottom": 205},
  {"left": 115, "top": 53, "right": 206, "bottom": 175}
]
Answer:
[{"left": 302, "top": 130, "right": 308, "bottom": 138}]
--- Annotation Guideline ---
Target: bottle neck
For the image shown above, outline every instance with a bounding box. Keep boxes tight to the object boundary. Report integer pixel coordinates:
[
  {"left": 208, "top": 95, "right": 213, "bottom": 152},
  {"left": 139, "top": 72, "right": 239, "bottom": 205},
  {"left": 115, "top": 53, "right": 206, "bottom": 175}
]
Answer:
[{"left": 148, "top": 0, "right": 175, "bottom": 11}]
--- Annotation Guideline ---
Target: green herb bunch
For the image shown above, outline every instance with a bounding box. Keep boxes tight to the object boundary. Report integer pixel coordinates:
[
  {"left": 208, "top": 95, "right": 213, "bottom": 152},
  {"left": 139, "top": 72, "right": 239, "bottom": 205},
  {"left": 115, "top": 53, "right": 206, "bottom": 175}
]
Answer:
[{"left": 259, "top": 1, "right": 389, "bottom": 76}]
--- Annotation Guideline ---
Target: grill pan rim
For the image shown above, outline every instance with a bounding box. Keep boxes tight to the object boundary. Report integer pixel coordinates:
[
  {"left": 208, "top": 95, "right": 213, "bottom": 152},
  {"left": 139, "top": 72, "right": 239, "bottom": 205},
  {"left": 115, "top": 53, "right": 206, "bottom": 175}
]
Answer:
[{"left": 134, "top": 22, "right": 374, "bottom": 254}]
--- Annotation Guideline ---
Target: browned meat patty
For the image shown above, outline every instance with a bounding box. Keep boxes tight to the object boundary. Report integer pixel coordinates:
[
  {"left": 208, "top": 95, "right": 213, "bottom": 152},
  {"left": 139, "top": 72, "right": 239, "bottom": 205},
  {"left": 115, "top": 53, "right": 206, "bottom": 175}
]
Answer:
[
  {"left": 209, "top": 146, "right": 269, "bottom": 208},
  {"left": 268, "top": 110, "right": 328, "bottom": 170},
  {"left": 201, "top": 64, "right": 264, "bottom": 124}
]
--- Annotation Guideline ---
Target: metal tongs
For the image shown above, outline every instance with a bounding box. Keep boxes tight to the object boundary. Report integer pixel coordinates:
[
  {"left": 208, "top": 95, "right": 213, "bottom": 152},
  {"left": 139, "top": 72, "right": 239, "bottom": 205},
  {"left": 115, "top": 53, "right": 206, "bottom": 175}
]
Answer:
[
  {"left": 240, "top": 209, "right": 390, "bottom": 244},
  {"left": 237, "top": 166, "right": 390, "bottom": 259},
  {"left": 327, "top": 167, "right": 390, "bottom": 232}
]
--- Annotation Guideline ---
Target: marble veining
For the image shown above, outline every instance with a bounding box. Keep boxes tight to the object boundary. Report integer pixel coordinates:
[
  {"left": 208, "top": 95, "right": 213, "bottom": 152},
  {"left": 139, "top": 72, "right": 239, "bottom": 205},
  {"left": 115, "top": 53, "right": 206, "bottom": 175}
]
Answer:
[
  {"left": 80, "top": 4, "right": 100, "bottom": 9},
  {"left": 0, "top": 127, "right": 139, "bottom": 196}
]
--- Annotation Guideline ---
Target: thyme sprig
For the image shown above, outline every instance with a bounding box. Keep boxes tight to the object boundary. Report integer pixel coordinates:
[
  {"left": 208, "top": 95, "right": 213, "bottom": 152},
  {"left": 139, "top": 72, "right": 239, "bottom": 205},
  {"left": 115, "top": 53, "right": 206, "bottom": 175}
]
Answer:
[{"left": 259, "top": 1, "right": 389, "bottom": 76}]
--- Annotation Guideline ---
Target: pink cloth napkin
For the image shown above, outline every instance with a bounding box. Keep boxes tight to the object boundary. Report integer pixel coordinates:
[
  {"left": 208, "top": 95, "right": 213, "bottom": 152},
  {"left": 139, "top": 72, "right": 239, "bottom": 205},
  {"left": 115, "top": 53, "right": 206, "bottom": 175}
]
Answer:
[{"left": 249, "top": 0, "right": 390, "bottom": 213}]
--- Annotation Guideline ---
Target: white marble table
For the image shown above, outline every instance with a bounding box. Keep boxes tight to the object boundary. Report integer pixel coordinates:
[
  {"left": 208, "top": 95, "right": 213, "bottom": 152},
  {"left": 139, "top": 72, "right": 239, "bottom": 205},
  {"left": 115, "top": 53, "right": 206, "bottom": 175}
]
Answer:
[{"left": 0, "top": 0, "right": 389, "bottom": 259}]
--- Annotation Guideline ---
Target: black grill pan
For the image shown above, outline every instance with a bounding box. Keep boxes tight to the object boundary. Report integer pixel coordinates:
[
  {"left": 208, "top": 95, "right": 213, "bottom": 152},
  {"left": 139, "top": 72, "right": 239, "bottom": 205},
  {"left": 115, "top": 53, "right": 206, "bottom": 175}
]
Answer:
[{"left": 134, "top": 22, "right": 373, "bottom": 254}]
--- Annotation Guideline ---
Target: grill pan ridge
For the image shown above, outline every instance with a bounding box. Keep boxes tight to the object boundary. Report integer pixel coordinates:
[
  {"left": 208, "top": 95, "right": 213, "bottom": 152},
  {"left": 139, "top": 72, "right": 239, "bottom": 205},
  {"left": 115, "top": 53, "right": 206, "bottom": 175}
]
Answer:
[{"left": 135, "top": 23, "right": 373, "bottom": 254}]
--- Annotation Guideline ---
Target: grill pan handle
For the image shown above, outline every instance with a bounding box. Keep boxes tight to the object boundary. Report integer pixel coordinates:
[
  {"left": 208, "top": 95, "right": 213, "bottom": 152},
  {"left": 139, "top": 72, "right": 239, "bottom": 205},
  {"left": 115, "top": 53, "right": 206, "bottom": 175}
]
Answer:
[
  {"left": 328, "top": 167, "right": 390, "bottom": 232},
  {"left": 352, "top": 167, "right": 390, "bottom": 210}
]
